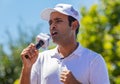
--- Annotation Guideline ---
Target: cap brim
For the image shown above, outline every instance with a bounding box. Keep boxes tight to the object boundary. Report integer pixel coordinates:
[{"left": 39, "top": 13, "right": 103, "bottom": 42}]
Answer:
[
  {"left": 40, "top": 8, "right": 71, "bottom": 21},
  {"left": 40, "top": 8, "right": 56, "bottom": 21}
]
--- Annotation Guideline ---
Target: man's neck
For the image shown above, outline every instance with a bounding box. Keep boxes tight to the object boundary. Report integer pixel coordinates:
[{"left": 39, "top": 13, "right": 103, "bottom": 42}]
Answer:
[{"left": 58, "top": 42, "right": 78, "bottom": 58}]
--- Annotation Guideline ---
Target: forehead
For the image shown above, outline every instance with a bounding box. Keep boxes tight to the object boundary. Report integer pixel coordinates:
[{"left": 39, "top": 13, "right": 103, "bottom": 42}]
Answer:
[{"left": 50, "top": 11, "right": 68, "bottom": 20}]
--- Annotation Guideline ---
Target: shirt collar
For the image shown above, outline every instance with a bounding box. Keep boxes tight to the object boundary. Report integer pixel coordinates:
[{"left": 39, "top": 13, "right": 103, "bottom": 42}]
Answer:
[
  {"left": 51, "top": 43, "right": 84, "bottom": 58},
  {"left": 72, "top": 43, "right": 83, "bottom": 56}
]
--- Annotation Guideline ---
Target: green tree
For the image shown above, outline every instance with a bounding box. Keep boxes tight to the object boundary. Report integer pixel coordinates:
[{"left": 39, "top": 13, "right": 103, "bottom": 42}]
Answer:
[
  {"left": 0, "top": 23, "right": 42, "bottom": 84},
  {"left": 78, "top": 0, "right": 120, "bottom": 83}
]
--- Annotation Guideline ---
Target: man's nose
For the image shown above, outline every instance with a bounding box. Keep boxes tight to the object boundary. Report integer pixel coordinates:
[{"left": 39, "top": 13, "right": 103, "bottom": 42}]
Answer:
[{"left": 50, "top": 23, "right": 56, "bottom": 30}]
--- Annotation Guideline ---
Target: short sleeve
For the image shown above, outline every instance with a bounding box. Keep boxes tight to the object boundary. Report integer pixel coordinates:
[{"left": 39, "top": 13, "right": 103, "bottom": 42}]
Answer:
[
  {"left": 30, "top": 54, "right": 42, "bottom": 84},
  {"left": 30, "top": 66, "right": 38, "bottom": 84}
]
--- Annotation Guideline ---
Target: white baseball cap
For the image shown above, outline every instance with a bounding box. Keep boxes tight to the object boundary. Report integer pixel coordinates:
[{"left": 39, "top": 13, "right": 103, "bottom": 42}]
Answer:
[{"left": 40, "top": 3, "right": 80, "bottom": 22}]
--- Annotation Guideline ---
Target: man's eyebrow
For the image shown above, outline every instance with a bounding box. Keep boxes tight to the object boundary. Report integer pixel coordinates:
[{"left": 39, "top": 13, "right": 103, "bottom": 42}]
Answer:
[
  {"left": 50, "top": 17, "right": 62, "bottom": 21},
  {"left": 54, "top": 18, "right": 62, "bottom": 20},
  {"left": 49, "top": 18, "right": 62, "bottom": 24}
]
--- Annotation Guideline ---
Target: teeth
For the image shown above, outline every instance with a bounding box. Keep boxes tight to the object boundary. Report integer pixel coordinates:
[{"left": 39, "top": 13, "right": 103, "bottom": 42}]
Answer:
[
  {"left": 53, "top": 32, "right": 55, "bottom": 34},
  {"left": 52, "top": 31, "right": 56, "bottom": 35}
]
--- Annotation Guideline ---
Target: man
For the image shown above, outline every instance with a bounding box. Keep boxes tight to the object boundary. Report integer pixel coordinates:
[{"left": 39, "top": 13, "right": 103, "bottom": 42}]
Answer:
[{"left": 20, "top": 3, "right": 110, "bottom": 84}]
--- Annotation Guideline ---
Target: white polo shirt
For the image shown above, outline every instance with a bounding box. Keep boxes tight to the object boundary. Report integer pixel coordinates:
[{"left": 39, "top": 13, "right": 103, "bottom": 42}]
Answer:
[{"left": 31, "top": 44, "right": 110, "bottom": 84}]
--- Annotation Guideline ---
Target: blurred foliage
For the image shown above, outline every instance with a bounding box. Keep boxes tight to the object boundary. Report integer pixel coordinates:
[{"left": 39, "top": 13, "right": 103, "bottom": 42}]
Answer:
[
  {"left": 0, "top": 23, "right": 42, "bottom": 84},
  {"left": 78, "top": 0, "right": 120, "bottom": 83}
]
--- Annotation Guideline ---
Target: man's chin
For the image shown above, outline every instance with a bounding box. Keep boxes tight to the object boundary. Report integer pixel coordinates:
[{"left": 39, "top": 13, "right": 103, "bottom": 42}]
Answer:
[{"left": 52, "top": 38, "right": 60, "bottom": 44}]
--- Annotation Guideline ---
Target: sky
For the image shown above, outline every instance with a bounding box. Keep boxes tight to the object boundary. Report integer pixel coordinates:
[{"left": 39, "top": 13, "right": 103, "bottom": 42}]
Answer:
[{"left": 0, "top": 0, "right": 99, "bottom": 45}]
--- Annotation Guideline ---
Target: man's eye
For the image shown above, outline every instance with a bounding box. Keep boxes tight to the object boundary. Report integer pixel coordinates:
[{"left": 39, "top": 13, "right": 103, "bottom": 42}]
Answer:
[
  {"left": 49, "top": 20, "right": 63, "bottom": 25},
  {"left": 49, "top": 22, "right": 52, "bottom": 25}
]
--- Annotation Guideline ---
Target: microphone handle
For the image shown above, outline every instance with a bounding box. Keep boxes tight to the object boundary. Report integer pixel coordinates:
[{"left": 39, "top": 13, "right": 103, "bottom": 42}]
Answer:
[
  {"left": 25, "top": 40, "right": 44, "bottom": 59},
  {"left": 35, "top": 40, "right": 44, "bottom": 49}
]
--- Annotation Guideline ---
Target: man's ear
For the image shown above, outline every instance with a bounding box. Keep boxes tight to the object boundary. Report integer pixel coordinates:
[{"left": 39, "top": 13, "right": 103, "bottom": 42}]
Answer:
[{"left": 71, "top": 20, "right": 79, "bottom": 30}]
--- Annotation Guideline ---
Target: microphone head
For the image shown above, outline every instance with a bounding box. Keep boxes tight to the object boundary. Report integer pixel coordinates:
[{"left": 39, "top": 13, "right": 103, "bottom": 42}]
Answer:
[{"left": 36, "top": 33, "right": 51, "bottom": 49}]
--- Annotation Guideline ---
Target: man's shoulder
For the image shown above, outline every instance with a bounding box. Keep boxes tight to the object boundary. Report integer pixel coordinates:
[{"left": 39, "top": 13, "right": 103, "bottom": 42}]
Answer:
[{"left": 78, "top": 45, "right": 102, "bottom": 61}]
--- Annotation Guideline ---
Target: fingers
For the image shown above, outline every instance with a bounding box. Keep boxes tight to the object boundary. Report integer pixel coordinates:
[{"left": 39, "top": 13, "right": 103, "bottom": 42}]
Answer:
[
  {"left": 60, "top": 70, "right": 82, "bottom": 84},
  {"left": 60, "top": 70, "right": 70, "bottom": 82},
  {"left": 21, "top": 43, "right": 38, "bottom": 61},
  {"left": 61, "top": 70, "right": 70, "bottom": 76}
]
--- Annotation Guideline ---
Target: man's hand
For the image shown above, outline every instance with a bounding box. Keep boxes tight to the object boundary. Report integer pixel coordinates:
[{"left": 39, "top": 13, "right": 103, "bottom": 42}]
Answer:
[
  {"left": 21, "top": 43, "right": 39, "bottom": 69},
  {"left": 20, "top": 43, "right": 39, "bottom": 84},
  {"left": 60, "top": 70, "right": 82, "bottom": 84}
]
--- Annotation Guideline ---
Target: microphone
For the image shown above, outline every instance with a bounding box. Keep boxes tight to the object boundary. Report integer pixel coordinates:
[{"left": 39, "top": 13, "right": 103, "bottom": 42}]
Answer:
[
  {"left": 35, "top": 40, "right": 44, "bottom": 49},
  {"left": 25, "top": 33, "right": 51, "bottom": 59},
  {"left": 36, "top": 33, "right": 51, "bottom": 49}
]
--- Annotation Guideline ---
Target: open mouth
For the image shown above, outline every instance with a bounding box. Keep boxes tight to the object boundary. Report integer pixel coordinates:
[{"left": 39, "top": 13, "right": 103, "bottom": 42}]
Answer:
[{"left": 51, "top": 31, "right": 58, "bottom": 36}]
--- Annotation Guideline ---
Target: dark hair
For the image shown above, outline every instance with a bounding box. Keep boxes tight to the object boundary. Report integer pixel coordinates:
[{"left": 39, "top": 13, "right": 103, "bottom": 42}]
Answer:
[{"left": 68, "top": 16, "right": 79, "bottom": 38}]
